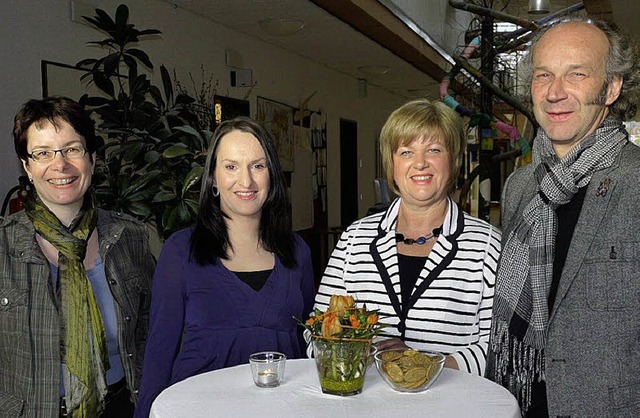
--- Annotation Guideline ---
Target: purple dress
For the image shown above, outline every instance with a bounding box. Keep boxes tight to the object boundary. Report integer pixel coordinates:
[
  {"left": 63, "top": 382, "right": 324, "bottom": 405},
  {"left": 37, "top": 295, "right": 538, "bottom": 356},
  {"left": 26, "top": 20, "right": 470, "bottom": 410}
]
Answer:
[{"left": 135, "top": 229, "right": 315, "bottom": 417}]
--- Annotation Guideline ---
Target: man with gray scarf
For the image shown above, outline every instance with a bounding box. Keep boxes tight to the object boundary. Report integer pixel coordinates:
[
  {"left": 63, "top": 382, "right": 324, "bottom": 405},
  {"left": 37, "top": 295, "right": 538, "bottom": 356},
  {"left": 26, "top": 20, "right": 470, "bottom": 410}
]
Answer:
[{"left": 486, "top": 17, "right": 640, "bottom": 417}]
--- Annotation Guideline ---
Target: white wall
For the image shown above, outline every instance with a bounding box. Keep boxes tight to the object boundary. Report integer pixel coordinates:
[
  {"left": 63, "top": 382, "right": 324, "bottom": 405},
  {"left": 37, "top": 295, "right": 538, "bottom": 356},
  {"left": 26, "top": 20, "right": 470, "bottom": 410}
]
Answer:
[
  {"left": 386, "top": 0, "right": 473, "bottom": 58},
  {"left": 0, "top": 0, "right": 412, "bottom": 226}
]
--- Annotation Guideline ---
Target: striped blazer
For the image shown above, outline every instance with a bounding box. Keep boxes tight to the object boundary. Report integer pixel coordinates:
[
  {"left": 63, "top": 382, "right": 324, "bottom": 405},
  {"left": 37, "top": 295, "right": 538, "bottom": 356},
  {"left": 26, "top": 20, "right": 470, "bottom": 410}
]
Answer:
[{"left": 314, "top": 197, "right": 501, "bottom": 375}]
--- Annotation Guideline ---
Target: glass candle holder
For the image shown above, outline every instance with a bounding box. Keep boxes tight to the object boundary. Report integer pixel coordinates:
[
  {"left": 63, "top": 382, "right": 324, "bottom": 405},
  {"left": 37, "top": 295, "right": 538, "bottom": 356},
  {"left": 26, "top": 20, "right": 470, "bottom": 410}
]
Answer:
[{"left": 249, "top": 351, "right": 286, "bottom": 388}]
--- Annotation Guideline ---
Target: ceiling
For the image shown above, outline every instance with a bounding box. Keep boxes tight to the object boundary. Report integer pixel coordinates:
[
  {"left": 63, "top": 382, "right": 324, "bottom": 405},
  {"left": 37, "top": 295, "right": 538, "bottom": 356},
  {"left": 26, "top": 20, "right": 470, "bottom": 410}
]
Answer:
[
  {"left": 164, "top": 0, "right": 442, "bottom": 100},
  {"left": 162, "top": 0, "right": 640, "bottom": 102}
]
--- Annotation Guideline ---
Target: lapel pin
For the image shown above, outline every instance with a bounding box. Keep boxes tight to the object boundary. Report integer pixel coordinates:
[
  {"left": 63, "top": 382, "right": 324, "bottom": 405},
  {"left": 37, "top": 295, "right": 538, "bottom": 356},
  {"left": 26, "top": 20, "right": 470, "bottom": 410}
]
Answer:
[{"left": 596, "top": 178, "right": 611, "bottom": 197}]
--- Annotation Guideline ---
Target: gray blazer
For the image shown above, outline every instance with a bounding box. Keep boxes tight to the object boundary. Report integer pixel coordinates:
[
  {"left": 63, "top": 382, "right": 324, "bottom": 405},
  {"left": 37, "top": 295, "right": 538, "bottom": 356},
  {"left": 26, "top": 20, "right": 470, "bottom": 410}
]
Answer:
[{"left": 493, "top": 142, "right": 640, "bottom": 417}]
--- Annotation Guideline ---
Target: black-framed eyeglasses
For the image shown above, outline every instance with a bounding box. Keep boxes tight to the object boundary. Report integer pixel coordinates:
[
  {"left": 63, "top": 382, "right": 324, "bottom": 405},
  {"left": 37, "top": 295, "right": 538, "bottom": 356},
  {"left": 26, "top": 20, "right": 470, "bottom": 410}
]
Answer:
[{"left": 27, "top": 146, "right": 87, "bottom": 162}]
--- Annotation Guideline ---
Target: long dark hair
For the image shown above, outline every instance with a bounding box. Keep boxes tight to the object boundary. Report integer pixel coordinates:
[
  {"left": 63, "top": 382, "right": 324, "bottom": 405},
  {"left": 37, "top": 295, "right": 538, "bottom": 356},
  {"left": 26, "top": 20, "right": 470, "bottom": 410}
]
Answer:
[{"left": 190, "top": 116, "right": 295, "bottom": 267}]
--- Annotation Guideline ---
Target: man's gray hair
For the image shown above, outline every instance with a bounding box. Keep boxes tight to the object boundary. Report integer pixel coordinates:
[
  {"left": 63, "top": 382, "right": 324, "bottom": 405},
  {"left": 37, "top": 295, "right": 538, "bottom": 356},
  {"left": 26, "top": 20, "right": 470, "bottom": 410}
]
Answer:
[{"left": 519, "top": 17, "right": 640, "bottom": 121}]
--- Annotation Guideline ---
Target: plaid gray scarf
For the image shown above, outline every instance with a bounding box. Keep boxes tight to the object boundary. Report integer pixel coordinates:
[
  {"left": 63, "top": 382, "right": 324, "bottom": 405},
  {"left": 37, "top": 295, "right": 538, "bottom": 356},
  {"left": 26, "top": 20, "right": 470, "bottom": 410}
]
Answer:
[{"left": 490, "top": 117, "right": 628, "bottom": 412}]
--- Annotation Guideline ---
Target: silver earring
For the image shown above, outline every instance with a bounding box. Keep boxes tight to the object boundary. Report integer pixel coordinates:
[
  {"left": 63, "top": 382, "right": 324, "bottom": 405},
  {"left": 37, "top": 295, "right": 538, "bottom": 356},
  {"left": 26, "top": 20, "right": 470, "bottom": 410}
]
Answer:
[
  {"left": 28, "top": 177, "right": 33, "bottom": 183},
  {"left": 213, "top": 186, "right": 220, "bottom": 197}
]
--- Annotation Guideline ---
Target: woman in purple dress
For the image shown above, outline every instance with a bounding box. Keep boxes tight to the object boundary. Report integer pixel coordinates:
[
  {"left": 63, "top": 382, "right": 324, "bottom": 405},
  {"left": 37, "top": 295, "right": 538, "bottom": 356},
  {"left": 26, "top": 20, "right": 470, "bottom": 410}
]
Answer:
[{"left": 135, "top": 117, "right": 315, "bottom": 417}]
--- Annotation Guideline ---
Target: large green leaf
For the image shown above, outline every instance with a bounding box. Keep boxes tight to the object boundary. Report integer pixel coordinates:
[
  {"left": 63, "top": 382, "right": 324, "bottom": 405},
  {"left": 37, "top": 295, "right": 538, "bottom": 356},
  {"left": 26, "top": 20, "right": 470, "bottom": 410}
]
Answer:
[
  {"left": 121, "top": 170, "right": 162, "bottom": 198},
  {"left": 123, "top": 54, "right": 138, "bottom": 75},
  {"left": 138, "top": 29, "right": 162, "bottom": 36},
  {"left": 117, "top": 173, "right": 132, "bottom": 191},
  {"left": 125, "top": 200, "right": 152, "bottom": 218},
  {"left": 120, "top": 140, "right": 145, "bottom": 161},
  {"left": 76, "top": 58, "right": 98, "bottom": 68},
  {"left": 127, "top": 48, "right": 154, "bottom": 69},
  {"left": 162, "top": 205, "right": 180, "bottom": 232},
  {"left": 148, "top": 85, "right": 165, "bottom": 111},
  {"left": 124, "top": 187, "right": 157, "bottom": 202},
  {"left": 160, "top": 178, "right": 175, "bottom": 188},
  {"left": 152, "top": 190, "right": 176, "bottom": 203},
  {"left": 144, "top": 150, "right": 161, "bottom": 164},
  {"left": 163, "top": 145, "right": 191, "bottom": 158},
  {"left": 160, "top": 64, "right": 173, "bottom": 106},
  {"left": 173, "top": 125, "right": 201, "bottom": 139},
  {"left": 93, "top": 72, "right": 115, "bottom": 98},
  {"left": 184, "top": 198, "right": 200, "bottom": 215},
  {"left": 93, "top": 8, "right": 116, "bottom": 32},
  {"left": 129, "top": 74, "right": 151, "bottom": 98},
  {"left": 114, "top": 5, "right": 129, "bottom": 43},
  {"left": 177, "top": 202, "right": 191, "bottom": 223},
  {"left": 181, "top": 166, "right": 204, "bottom": 195}
]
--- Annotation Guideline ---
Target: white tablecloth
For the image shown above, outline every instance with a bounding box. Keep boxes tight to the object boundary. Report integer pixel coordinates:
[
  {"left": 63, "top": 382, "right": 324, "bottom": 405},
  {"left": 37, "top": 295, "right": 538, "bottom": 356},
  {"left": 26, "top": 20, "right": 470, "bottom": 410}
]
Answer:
[{"left": 150, "top": 359, "right": 521, "bottom": 418}]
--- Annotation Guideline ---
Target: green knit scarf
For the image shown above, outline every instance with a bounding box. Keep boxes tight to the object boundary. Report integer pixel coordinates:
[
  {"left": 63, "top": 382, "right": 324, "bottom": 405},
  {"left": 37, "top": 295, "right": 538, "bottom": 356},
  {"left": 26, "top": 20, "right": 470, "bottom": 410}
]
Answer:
[{"left": 25, "top": 193, "right": 109, "bottom": 418}]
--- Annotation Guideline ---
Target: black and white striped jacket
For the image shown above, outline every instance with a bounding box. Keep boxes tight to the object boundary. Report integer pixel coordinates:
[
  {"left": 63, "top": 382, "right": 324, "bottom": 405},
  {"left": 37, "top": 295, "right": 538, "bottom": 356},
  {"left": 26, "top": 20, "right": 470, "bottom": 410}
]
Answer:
[{"left": 314, "top": 197, "right": 501, "bottom": 375}]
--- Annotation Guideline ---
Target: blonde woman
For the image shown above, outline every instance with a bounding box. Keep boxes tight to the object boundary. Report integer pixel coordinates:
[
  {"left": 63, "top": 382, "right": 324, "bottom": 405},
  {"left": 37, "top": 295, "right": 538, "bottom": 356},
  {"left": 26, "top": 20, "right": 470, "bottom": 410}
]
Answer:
[{"left": 315, "top": 99, "right": 500, "bottom": 375}]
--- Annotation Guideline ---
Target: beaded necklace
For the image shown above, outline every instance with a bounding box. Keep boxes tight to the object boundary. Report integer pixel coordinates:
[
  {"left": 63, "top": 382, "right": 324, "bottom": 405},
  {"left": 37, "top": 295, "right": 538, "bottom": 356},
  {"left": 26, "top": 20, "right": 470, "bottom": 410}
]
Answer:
[{"left": 395, "top": 226, "right": 443, "bottom": 245}]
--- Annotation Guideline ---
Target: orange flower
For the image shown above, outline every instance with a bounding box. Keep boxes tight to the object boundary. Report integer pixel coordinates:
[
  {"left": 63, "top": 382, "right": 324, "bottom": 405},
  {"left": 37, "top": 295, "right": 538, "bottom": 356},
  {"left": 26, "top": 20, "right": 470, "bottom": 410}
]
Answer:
[
  {"left": 296, "top": 294, "right": 385, "bottom": 340},
  {"left": 321, "top": 313, "right": 342, "bottom": 338},
  {"left": 349, "top": 314, "right": 361, "bottom": 328},
  {"left": 329, "top": 294, "right": 355, "bottom": 316}
]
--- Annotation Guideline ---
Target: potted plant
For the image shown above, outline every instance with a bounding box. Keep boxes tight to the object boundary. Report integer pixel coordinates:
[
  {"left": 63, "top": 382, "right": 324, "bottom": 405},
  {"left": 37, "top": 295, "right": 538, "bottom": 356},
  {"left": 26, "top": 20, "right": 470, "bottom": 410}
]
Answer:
[
  {"left": 76, "top": 4, "right": 212, "bottom": 239},
  {"left": 299, "top": 295, "right": 387, "bottom": 396}
]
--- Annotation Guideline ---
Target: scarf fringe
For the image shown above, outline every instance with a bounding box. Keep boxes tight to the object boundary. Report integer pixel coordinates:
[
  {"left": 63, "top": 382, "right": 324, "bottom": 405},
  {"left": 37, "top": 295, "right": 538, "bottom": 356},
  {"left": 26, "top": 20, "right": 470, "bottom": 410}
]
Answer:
[
  {"left": 491, "top": 118, "right": 627, "bottom": 414},
  {"left": 491, "top": 319, "right": 545, "bottom": 414}
]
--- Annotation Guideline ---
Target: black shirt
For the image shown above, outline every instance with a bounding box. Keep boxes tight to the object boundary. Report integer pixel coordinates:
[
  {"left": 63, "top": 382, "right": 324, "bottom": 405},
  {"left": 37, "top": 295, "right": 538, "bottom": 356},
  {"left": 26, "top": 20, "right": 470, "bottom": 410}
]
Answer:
[
  {"left": 233, "top": 269, "right": 272, "bottom": 292},
  {"left": 397, "top": 253, "right": 429, "bottom": 310},
  {"left": 527, "top": 186, "right": 587, "bottom": 418},
  {"left": 548, "top": 186, "right": 587, "bottom": 313}
]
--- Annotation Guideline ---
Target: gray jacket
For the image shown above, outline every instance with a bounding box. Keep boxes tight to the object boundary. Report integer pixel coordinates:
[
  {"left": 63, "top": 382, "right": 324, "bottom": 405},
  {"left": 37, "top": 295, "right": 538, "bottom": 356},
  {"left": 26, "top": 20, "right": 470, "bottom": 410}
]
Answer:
[
  {"left": 0, "top": 209, "right": 155, "bottom": 417},
  {"left": 493, "top": 142, "right": 640, "bottom": 417}
]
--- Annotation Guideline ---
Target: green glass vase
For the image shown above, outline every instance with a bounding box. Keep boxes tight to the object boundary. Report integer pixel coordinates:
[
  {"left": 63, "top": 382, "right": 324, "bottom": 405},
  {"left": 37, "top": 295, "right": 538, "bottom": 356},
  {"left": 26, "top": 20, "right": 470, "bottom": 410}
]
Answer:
[{"left": 312, "top": 338, "right": 372, "bottom": 396}]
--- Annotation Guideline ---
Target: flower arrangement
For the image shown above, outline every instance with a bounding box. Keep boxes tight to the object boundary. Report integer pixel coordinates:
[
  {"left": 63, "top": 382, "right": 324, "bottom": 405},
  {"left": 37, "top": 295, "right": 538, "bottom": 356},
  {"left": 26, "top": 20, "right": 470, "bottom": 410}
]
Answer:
[
  {"left": 299, "top": 295, "right": 387, "bottom": 396},
  {"left": 301, "top": 295, "right": 385, "bottom": 341}
]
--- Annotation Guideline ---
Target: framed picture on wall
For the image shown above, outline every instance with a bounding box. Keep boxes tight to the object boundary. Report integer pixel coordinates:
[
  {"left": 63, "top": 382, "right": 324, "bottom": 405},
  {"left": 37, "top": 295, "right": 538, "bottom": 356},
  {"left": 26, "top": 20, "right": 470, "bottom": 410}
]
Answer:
[
  {"left": 256, "top": 96, "right": 294, "bottom": 171},
  {"left": 42, "top": 60, "right": 84, "bottom": 98},
  {"left": 41, "top": 60, "right": 124, "bottom": 100}
]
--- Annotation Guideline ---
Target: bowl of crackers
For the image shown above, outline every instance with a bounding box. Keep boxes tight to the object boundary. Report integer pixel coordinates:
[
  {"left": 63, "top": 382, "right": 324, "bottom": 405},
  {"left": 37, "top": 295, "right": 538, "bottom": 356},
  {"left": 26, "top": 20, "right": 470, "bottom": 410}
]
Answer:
[{"left": 374, "top": 349, "right": 445, "bottom": 392}]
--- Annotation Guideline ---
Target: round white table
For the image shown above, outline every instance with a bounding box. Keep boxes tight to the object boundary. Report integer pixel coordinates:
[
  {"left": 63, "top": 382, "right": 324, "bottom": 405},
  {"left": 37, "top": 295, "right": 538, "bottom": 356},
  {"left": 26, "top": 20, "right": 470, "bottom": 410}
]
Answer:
[{"left": 150, "top": 359, "right": 521, "bottom": 418}]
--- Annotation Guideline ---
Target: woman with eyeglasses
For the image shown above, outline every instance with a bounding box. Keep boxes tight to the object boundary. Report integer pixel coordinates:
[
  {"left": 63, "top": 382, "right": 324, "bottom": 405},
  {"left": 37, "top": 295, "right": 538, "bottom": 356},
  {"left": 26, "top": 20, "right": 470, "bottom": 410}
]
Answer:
[{"left": 0, "top": 96, "right": 155, "bottom": 417}]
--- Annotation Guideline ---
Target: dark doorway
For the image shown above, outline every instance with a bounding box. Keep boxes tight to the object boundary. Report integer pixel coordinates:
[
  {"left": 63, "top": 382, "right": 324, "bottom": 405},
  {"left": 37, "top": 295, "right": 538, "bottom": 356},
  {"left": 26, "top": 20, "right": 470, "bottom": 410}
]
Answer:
[{"left": 340, "top": 119, "right": 358, "bottom": 227}]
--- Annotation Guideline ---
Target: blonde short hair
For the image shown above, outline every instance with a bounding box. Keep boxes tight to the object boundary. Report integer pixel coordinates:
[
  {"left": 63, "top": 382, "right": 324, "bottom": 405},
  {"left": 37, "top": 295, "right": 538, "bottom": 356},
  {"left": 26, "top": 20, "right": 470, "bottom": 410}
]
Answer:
[{"left": 379, "top": 99, "right": 465, "bottom": 196}]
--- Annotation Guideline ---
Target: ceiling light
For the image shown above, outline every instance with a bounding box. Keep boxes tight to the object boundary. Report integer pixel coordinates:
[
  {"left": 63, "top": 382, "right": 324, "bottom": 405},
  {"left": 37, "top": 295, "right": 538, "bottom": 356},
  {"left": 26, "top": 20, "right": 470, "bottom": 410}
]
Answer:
[
  {"left": 528, "top": 0, "right": 550, "bottom": 14},
  {"left": 358, "top": 65, "right": 390, "bottom": 76},
  {"left": 259, "top": 18, "right": 305, "bottom": 37}
]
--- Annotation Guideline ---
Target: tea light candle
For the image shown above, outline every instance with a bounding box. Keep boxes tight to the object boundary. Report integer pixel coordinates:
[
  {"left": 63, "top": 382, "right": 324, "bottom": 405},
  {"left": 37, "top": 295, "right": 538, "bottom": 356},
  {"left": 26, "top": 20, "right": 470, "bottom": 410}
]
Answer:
[{"left": 257, "top": 369, "right": 278, "bottom": 386}]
